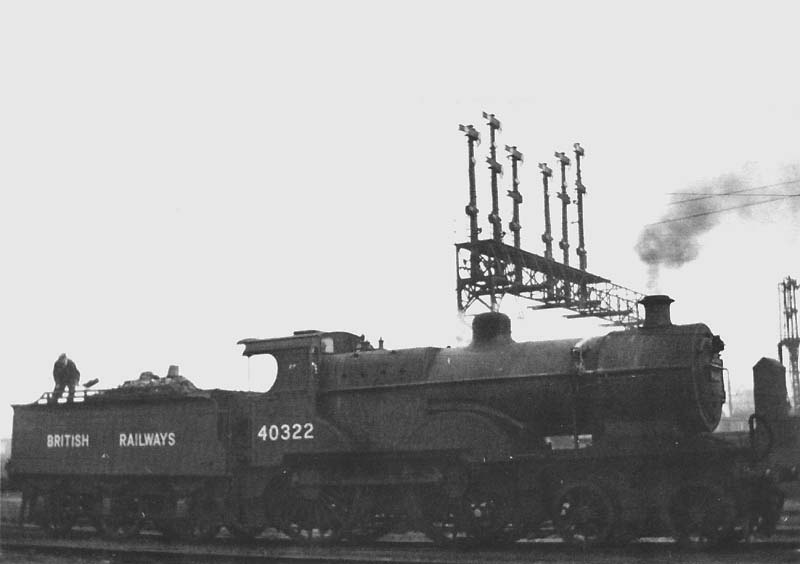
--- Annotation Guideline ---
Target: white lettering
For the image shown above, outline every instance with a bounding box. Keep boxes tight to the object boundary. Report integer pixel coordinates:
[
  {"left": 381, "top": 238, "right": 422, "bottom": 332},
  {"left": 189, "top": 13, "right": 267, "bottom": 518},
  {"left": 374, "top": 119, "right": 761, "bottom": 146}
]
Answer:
[
  {"left": 258, "top": 422, "right": 315, "bottom": 441},
  {"left": 117, "top": 431, "right": 177, "bottom": 447},
  {"left": 46, "top": 433, "right": 91, "bottom": 448}
]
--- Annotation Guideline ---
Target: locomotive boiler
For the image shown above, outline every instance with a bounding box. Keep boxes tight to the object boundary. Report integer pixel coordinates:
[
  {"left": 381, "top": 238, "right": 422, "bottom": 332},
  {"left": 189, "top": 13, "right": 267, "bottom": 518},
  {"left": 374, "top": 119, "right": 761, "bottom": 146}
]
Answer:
[
  {"left": 306, "top": 294, "right": 726, "bottom": 457},
  {"left": 6, "top": 295, "right": 788, "bottom": 546}
]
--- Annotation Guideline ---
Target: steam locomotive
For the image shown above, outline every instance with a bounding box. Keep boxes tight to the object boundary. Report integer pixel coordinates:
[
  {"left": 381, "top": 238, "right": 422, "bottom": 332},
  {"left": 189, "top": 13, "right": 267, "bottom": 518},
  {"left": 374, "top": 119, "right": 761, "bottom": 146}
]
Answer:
[{"left": 7, "top": 295, "right": 790, "bottom": 546}]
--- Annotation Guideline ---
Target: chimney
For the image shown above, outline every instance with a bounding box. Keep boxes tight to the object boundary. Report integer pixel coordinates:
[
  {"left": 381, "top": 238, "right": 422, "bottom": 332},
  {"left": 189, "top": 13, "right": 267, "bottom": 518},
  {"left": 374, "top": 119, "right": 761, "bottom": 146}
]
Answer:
[
  {"left": 639, "top": 295, "right": 674, "bottom": 328},
  {"left": 471, "top": 312, "right": 512, "bottom": 346}
]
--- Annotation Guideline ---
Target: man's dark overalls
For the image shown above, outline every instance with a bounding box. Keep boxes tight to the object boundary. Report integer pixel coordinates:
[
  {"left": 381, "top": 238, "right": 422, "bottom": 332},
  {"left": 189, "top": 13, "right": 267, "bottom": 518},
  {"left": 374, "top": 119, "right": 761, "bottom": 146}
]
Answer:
[{"left": 52, "top": 354, "right": 80, "bottom": 403}]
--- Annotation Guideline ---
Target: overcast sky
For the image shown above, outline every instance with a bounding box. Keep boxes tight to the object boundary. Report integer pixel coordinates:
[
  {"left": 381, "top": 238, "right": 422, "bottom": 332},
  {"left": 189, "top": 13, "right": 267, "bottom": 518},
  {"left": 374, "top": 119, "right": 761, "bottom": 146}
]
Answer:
[{"left": 2, "top": 2, "right": 800, "bottom": 437}]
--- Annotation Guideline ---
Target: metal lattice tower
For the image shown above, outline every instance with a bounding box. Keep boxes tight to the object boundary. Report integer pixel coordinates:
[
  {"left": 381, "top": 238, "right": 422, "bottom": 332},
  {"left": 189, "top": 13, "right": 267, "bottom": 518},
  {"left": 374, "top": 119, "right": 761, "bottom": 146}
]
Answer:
[{"left": 779, "top": 276, "right": 800, "bottom": 411}]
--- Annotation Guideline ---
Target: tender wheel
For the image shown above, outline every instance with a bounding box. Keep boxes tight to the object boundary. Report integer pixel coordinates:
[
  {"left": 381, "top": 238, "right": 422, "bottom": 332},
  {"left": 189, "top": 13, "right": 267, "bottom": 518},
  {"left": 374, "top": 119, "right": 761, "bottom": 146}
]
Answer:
[
  {"left": 94, "top": 492, "right": 144, "bottom": 539},
  {"left": 159, "top": 491, "right": 221, "bottom": 542},
  {"left": 268, "top": 471, "right": 356, "bottom": 544},
  {"left": 39, "top": 488, "right": 80, "bottom": 537},
  {"left": 225, "top": 504, "right": 267, "bottom": 541},
  {"left": 669, "top": 484, "right": 735, "bottom": 547},
  {"left": 163, "top": 519, "right": 220, "bottom": 542},
  {"left": 552, "top": 482, "right": 616, "bottom": 546}
]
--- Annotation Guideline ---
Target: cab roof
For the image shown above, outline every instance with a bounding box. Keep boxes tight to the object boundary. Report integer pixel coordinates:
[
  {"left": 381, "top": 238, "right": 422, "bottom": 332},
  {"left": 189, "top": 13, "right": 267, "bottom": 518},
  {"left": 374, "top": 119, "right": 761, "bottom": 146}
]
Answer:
[{"left": 237, "top": 330, "right": 363, "bottom": 357}]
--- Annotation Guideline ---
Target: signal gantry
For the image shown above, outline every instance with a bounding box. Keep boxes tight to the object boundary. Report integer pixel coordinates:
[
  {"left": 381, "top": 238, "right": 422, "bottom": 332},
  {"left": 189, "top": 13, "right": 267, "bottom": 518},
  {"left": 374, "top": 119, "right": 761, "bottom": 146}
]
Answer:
[{"left": 455, "top": 113, "right": 644, "bottom": 326}]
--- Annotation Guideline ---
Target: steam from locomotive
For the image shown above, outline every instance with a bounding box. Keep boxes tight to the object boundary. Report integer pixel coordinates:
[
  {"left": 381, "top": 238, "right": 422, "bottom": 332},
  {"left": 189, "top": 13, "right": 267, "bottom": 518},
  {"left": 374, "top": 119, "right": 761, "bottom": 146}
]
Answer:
[{"left": 636, "top": 168, "right": 800, "bottom": 289}]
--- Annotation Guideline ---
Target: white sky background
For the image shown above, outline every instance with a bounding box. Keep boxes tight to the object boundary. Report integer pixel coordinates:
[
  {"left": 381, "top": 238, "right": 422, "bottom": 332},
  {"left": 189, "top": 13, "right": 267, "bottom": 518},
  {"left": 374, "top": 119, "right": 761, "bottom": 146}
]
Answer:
[{"left": 2, "top": 2, "right": 800, "bottom": 436}]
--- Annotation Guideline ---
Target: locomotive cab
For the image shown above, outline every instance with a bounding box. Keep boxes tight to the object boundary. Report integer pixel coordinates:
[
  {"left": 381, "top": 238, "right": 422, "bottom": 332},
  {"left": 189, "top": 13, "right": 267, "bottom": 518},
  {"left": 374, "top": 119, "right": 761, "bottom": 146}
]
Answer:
[
  {"left": 238, "top": 330, "right": 365, "bottom": 393},
  {"left": 237, "top": 329, "right": 368, "bottom": 467}
]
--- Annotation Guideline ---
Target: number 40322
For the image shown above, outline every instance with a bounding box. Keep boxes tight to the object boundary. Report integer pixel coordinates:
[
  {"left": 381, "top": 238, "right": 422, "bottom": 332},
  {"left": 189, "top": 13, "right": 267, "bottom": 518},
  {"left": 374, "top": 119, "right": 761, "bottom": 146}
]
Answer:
[{"left": 257, "top": 423, "right": 314, "bottom": 441}]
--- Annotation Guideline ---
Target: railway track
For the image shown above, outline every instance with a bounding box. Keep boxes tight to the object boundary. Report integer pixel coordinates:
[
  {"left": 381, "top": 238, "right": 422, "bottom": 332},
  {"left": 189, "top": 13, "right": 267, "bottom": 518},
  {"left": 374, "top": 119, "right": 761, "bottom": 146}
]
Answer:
[
  {"left": 3, "top": 524, "right": 800, "bottom": 564},
  {"left": 4, "top": 494, "right": 800, "bottom": 563},
  {"left": 0, "top": 537, "right": 446, "bottom": 564}
]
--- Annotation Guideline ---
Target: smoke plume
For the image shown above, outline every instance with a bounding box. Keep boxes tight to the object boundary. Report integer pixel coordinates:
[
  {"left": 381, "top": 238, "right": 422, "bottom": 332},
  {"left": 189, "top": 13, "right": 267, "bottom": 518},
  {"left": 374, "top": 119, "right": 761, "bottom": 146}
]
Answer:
[{"left": 635, "top": 170, "right": 799, "bottom": 290}]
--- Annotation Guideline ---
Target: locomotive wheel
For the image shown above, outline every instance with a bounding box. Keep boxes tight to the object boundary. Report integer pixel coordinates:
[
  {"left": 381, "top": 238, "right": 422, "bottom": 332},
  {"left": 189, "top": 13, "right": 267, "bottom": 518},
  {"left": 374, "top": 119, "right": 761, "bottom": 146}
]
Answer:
[
  {"left": 268, "top": 472, "right": 356, "bottom": 544},
  {"left": 669, "top": 484, "right": 735, "bottom": 547},
  {"left": 746, "top": 484, "right": 785, "bottom": 539},
  {"left": 95, "top": 492, "right": 144, "bottom": 540},
  {"left": 344, "top": 487, "right": 395, "bottom": 543},
  {"left": 515, "top": 492, "right": 550, "bottom": 540},
  {"left": 39, "top": 488, "right": 80, "bottom": 537},
  {"left": 552, "top": 482, "right": 616, "bottom": 546},
  {"left": 418, "top": 485, "right": 469, "bottom": 545},
  {"left": 420, "top": 469, "right": 518, "bottom": 546},
  {"left": 418, "top": 464, "right": 470, "bottom": 545},
  {"left": 462, "top": 479, "right": 520, "bottom": 544}
]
